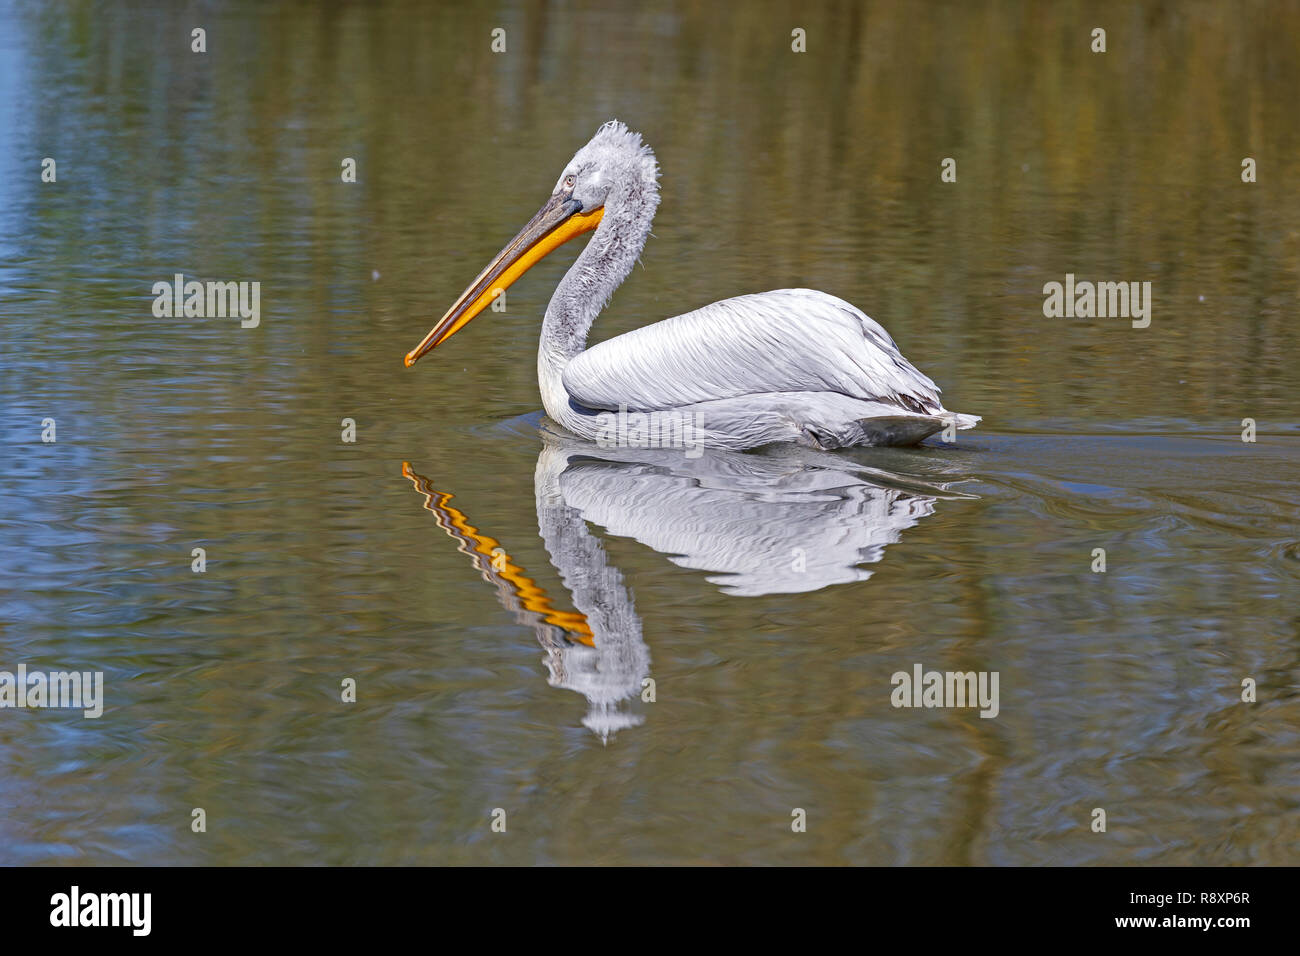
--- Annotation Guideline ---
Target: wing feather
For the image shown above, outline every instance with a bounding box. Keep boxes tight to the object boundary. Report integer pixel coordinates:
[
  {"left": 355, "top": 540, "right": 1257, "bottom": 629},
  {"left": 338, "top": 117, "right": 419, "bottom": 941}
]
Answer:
[{"left": 561, "top": 290, "right": 942, "bottom": 414}]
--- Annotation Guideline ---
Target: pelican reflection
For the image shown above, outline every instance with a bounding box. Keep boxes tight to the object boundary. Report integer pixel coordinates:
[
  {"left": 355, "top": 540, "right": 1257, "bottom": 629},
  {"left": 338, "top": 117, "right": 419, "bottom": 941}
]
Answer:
[{"left": 404, "top": 428, "right": 973, "bottom": 738}]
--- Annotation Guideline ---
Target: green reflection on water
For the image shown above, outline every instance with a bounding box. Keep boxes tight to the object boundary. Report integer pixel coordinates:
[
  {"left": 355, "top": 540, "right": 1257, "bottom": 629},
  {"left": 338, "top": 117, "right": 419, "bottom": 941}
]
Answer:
[{"left": 0, "top": 0, "right": 1297, "bottom": 865}]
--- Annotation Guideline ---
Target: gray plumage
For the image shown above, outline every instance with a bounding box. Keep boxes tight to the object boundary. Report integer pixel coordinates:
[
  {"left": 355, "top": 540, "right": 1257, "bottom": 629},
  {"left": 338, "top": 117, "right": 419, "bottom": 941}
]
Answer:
[{"left": 533, "top": 121, "right": 980, "bottom": 449}]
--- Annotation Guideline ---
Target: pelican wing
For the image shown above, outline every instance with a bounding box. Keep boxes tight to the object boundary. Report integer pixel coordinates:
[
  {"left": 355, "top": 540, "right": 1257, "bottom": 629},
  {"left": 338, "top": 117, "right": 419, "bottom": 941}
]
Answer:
[{"left": 561, "top": 289, "right": 943, "bottom": 414}]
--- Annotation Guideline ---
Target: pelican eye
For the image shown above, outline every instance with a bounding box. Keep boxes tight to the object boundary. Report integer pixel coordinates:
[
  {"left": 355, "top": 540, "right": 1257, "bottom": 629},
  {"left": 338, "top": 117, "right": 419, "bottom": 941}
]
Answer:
[{"left": 563, "top": 174, "right": 576, "bottom": 190}]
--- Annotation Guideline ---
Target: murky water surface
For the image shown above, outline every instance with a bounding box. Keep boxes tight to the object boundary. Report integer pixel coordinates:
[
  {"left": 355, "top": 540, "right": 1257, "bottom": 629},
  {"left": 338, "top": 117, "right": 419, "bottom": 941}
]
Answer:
[{"left": 1, "top": 1, "right": 1297, "bottom": 864}]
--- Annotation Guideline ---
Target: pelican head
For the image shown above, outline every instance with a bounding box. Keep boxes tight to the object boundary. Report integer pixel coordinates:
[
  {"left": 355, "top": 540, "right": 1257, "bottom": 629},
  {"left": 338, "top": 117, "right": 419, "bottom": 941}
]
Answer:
[{"left": 405, "top": 120, "right": 660, "bottom": 367}]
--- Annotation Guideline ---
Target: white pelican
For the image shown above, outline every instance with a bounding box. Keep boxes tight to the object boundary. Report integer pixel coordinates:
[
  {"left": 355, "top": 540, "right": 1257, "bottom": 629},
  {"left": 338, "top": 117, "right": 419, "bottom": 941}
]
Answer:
[{"left": 405, "top": 121, "right": 980, "bottom": 448}]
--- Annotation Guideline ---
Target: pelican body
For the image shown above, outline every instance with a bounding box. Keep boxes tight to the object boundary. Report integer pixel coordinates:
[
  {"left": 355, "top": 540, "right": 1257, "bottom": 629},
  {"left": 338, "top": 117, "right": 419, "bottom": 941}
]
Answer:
[{"left": 406, "top": 121, "right": 979, "bottom": 449}]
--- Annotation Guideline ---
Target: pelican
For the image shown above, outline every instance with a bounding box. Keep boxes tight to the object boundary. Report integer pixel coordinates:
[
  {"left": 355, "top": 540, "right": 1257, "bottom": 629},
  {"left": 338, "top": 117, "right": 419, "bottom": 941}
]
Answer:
[{"left": 405, "top": 121, "right": 980, "bottom": 449}]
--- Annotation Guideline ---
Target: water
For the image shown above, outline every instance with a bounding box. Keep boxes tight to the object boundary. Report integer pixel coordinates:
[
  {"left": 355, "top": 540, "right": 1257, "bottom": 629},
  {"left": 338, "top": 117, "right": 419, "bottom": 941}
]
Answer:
[{"left": 1, "top": 0, "right": 1297, "bottom": 865}]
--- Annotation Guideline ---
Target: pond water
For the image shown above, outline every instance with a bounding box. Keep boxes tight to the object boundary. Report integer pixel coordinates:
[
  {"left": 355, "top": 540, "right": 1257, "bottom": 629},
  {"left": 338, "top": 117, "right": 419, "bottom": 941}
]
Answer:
[{"left": 0, "top": 0, "right": 1297, "bottom": 864}]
